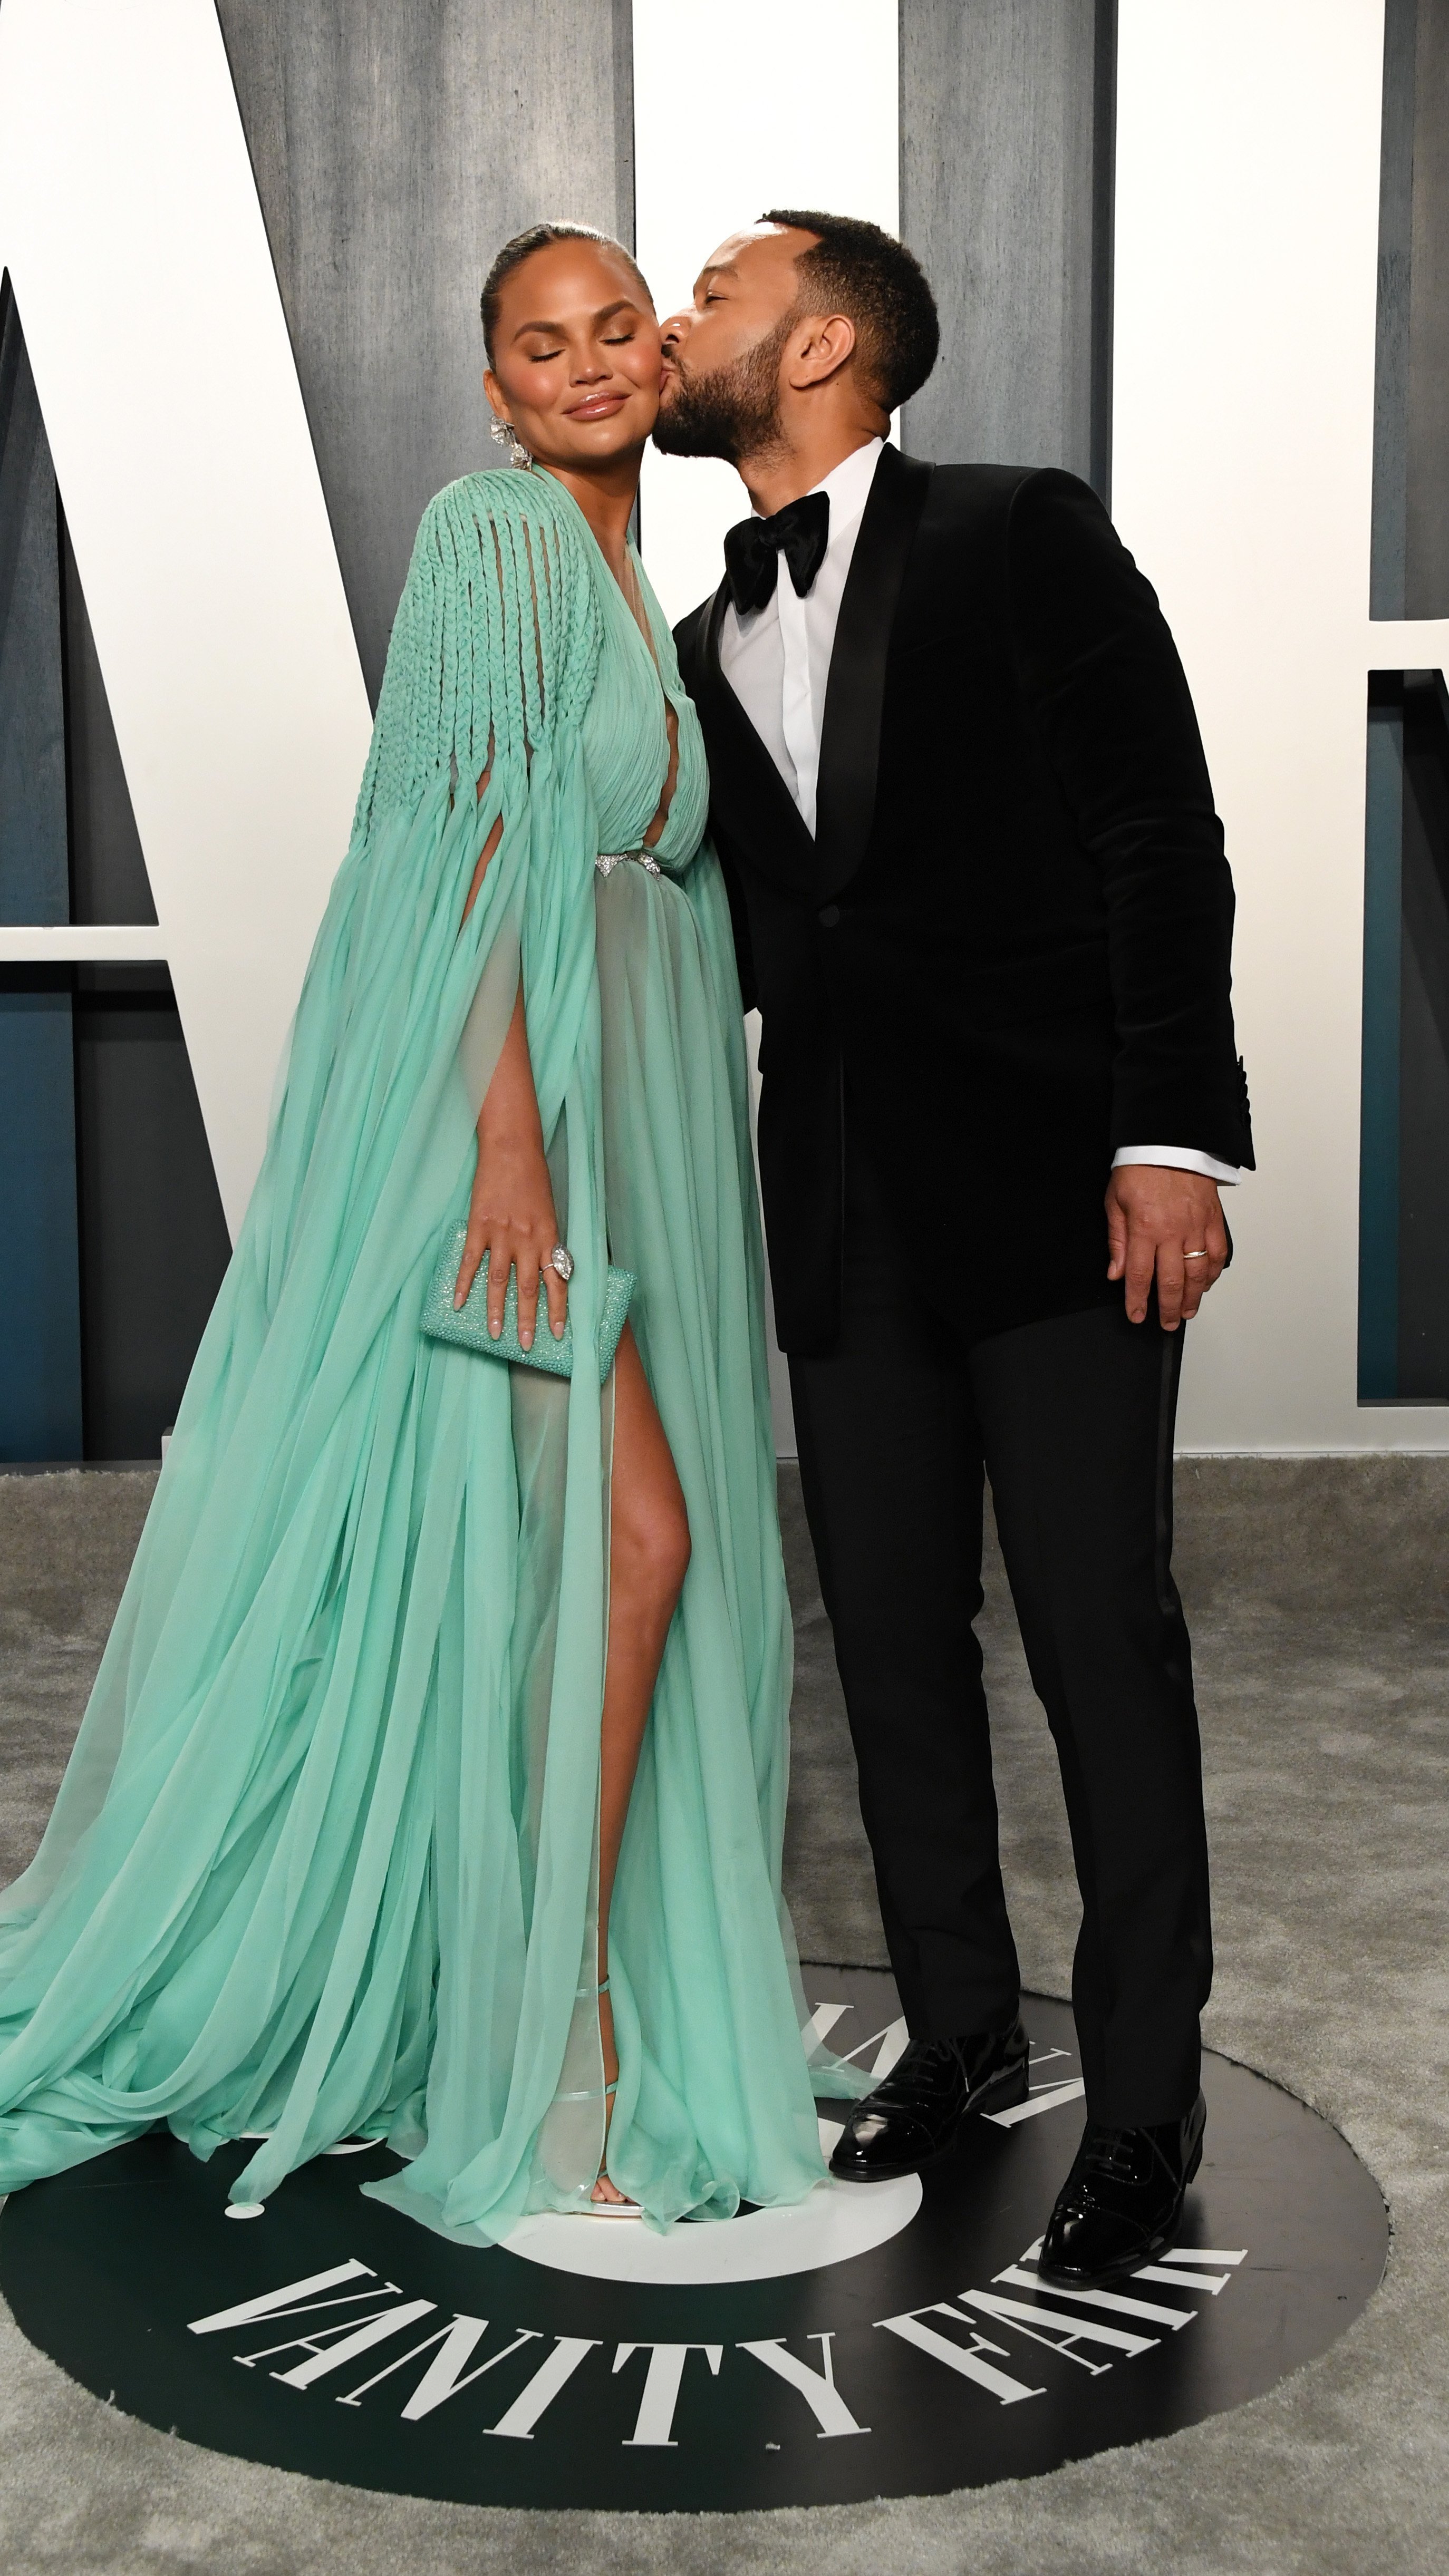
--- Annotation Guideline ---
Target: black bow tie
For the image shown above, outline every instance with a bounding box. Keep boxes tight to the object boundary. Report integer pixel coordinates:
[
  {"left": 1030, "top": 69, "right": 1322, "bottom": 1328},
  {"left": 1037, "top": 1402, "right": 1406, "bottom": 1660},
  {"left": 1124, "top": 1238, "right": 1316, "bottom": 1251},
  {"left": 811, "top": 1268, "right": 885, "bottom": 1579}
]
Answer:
[{"left": 723, "top": 491, "right": 830, "bottom": 617}]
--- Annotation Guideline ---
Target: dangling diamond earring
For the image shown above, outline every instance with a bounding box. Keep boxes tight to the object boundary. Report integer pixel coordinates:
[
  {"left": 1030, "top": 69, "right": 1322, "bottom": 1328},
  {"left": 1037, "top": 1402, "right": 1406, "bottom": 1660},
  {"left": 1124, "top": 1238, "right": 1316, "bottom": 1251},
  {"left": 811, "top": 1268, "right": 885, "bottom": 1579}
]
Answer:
[{"left": 489, "top": 415, "right": 533, "bottom": 471}]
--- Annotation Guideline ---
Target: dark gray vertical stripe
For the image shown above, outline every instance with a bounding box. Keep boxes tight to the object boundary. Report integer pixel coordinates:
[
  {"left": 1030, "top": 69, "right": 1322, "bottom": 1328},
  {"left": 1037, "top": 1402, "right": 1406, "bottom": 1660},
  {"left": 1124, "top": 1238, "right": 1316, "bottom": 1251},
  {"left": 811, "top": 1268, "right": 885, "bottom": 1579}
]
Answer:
[
  {"left": 57, "top": 531, "right": 228, "bottom": 1457},
  {"left": 73, "top": 968, "right": 233, "bottom": 1461},
  {"left": 60, "top": 511, "right": 157, "bottom": 927},
  {"left": 1359, "top": 684, "right": 1404, "bottom": 1398},
  {"left": 1405, "top": 1, "right": 1449, "bottom": 617},
  {"left": 0, "top": 976, "right": 83, "bottom": 1461},
  {"left": 0, "top": 279, "right": 69, "bottom": 922},
  {"left": 0, "top": 277, "right": 226, "bottom": 1459},
  {"left": 1371, "top": 0, "right": 1417, "bottom": 617},
  {"left": 899, "top": 0, "right": 1115, "bottom": 493},
  {"left": 1359, "top": 670, "right": 1449, "bottom": 1403},
  {"left": 613, "top": 0, "right": 636, "bottom": 269},
  {"left": 1088, "top": 0, "right": 1116, "bottom": 504},
  {"left": 1373, "top": 1, "right": 1449, "bottom": 619},
  {"left": 1395, "top": 674, "right": 1449, "bottom": 1396},
  {"left": 0, "top": 281, "right": 83, "bottom": 1459},
  {"left": 1364, "top": 9, "right": 1449, "bottom": 1403},
  {"left": 217, "top": 0, "right": 637, "bottom": 703}
]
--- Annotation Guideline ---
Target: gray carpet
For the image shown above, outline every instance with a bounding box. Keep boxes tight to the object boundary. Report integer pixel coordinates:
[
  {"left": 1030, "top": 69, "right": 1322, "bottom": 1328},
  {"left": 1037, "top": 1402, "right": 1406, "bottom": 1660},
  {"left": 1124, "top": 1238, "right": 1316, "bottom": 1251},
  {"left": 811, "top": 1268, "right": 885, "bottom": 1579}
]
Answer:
[{"left": 0, "top": 1457, "right": 1445, "bottom": 2574}]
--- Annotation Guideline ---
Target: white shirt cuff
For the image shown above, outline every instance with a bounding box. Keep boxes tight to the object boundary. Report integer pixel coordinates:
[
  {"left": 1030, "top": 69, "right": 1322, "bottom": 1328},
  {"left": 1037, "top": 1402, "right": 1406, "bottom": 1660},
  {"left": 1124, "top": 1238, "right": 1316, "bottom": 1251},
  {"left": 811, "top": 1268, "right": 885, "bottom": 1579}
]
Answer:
[{"left": 1113, "top": 1146, "right": 1240, "bottom": 1185}]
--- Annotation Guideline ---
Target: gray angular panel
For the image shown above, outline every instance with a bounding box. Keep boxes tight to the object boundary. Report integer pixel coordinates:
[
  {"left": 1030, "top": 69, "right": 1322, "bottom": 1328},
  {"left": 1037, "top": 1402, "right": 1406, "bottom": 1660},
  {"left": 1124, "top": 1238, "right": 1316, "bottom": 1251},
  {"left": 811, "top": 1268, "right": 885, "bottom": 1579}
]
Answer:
[
  {"left": 1395, "top": 672, "right": 1449, "bottom": 1397},
  {"left": 900, "top": 0, "right": 1114, "bottom": 493},
  {"left": 0, "top": 283, "right": 83, "bottom": 1462},
  {"left": 73, "top": 968, "right": 232, "bottom": 1462},
  {"left": 1373, "top": 0, "right": 1449, "bottom": 620},
  {"left": 0, "top": 277, "right": 68, "bottom": 925},
  {"left": 1371, "top": 0, "right": 1417, "bottom": 616},
  {"left": 60, "top": 509, "right": 157, "bottom": 927},
  {"left": 1406, "top": 1, "right": 1449, "bottom": 617},
  {"left": 217, "top": 1, "right": 635, "bottom": 702},
  {"left": 0, "top": 977, "right": 83, "bottom": 1463},
  {"left": 1358, "top": 670, "right": 1449, "bottom": 1403}
]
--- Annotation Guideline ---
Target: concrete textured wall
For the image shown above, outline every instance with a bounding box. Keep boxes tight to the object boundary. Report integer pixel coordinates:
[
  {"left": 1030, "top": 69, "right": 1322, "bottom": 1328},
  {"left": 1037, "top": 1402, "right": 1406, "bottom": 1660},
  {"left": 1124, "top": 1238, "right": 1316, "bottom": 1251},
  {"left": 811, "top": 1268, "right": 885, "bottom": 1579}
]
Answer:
[
  {"left": 1405, "top": 0, "right": 1449, "bottom": 617},
  {"left": 1372, "top": 0, "right": 1449, "bottom": 620},
  {"left": 1371, "top": 0, "right": 1416, "bottom": 617},
  {"left": 0, "top": 282, "right": 82, "bottom": 1460},
  {"left": 0, "top": 280, "right": 67, "bottom": 925},
  {"left": 217, "top": 0, "right": 635, "bottom": 700},
  {"left": 899, "top": 0, "right": 1114, "bottom": 491}
]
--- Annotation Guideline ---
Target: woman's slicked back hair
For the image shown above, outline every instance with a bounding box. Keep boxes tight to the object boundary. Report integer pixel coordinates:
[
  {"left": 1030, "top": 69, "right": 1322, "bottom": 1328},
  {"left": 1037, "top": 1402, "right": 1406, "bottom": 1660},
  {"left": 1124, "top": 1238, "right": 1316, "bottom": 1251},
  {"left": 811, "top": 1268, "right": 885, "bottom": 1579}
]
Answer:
[{"left": 480, "top": 223, "right": 652, "bottom": 363}]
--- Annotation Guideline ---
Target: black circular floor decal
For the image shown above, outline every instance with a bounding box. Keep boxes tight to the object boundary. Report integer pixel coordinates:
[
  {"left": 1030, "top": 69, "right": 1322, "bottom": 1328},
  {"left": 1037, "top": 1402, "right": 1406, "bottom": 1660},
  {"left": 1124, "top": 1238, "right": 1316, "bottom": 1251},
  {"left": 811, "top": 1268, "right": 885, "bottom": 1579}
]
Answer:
[{"left": 0, "top": 1971, "right": 1387, "bottom": 2512}]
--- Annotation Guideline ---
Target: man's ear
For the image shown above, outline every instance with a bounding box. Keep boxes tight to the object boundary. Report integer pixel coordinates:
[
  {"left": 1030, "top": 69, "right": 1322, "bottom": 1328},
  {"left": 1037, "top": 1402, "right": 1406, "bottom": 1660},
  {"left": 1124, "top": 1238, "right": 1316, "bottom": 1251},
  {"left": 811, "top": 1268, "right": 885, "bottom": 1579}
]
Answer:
[{"left": 785, "top": 312, "right": 857, "bottom": 390}]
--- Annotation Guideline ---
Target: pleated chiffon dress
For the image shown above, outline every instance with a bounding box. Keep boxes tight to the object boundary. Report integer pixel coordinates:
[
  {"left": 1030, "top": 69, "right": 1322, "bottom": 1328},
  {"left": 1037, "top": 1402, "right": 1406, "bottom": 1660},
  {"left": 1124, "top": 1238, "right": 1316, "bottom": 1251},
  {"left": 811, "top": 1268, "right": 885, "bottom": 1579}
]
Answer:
[{"left": 0, "top": 465, "right": 861, "bottom": 2239}]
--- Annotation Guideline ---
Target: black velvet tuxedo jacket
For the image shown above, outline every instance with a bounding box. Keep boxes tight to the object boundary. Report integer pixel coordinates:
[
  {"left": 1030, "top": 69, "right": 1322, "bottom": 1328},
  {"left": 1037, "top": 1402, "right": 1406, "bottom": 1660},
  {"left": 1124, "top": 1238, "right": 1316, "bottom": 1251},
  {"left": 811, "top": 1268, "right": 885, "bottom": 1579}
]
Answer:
[{"left": 674, "top": 446, "right": 1254, "bottom": 1356}]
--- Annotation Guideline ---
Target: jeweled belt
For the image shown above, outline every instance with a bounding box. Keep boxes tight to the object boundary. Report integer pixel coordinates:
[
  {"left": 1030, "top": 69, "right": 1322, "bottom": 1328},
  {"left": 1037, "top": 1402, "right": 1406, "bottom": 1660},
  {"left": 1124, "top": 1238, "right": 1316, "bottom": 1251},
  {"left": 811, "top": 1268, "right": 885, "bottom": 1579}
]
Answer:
[{"left": 595, "top": 849, "right": 662, "bottom": 879}]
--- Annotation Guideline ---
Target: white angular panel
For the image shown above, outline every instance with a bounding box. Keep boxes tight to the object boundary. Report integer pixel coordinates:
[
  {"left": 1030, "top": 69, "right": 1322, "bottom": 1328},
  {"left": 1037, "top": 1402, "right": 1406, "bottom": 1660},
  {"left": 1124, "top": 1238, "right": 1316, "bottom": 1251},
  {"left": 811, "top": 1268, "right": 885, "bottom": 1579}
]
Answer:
[
  {"left": 0, "top": 0, "right": 372, "bottom": 1236},
  {"left": 1111, "top": 0, "right": 1449, "bottom": 1451},
  {"left": 632, "top": 0, "right": 899, "bottom": 628}
]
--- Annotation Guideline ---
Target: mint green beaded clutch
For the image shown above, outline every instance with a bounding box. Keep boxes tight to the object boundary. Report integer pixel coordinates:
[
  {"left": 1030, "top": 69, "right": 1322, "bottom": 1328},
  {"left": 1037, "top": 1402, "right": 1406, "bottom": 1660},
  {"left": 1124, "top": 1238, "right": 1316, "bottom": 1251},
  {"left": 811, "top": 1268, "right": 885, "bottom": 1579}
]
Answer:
[{"left": 420, "top": 1220, "right": 634, "bottom": 1383}]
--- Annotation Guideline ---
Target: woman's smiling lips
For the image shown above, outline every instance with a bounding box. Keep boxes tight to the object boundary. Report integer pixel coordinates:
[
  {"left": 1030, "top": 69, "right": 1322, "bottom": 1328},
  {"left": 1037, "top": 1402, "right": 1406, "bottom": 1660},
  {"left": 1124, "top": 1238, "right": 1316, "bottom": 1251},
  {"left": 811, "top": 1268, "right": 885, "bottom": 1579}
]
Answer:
[{"left": 566, "top": 391, "right": 628, "bottom": 420}]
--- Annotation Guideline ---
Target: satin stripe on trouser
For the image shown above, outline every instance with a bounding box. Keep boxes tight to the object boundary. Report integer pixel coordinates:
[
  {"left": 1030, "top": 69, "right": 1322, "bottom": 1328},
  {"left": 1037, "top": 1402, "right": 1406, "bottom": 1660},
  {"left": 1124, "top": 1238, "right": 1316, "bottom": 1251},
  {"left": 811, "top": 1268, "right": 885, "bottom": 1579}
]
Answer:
[{"left": 786, "top": 1141, "right": 1212, "bottom": 2129}]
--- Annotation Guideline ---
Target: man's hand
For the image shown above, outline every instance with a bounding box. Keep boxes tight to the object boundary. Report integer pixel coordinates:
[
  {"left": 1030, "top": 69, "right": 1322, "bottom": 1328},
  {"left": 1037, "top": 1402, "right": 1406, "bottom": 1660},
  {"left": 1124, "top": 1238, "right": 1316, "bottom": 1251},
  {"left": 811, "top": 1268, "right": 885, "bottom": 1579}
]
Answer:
[{"left": 1106, "top": 1165, "right": 1229, "bottom": 1331}]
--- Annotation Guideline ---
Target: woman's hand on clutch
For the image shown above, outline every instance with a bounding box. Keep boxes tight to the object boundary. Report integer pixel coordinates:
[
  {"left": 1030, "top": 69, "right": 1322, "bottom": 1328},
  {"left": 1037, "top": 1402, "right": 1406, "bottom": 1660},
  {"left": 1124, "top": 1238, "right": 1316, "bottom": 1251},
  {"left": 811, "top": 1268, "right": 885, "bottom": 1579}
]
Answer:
[
  {"left": 455, "top": 1139, "right": 568, "bottom": 1349},
  {"left": 457, "top": 975, "right": 565, "bottom": 1349}
]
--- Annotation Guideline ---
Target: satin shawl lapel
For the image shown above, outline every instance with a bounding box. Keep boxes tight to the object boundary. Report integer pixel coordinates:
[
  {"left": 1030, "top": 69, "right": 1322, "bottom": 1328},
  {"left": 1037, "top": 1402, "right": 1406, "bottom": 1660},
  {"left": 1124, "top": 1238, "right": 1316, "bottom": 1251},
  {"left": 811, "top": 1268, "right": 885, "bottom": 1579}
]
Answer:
[
  {"left": 815, "top": 445, "right": 934, "bottom": 900},
  {"left": 687, "top": 581, "right": 823, "bottom": 901}
]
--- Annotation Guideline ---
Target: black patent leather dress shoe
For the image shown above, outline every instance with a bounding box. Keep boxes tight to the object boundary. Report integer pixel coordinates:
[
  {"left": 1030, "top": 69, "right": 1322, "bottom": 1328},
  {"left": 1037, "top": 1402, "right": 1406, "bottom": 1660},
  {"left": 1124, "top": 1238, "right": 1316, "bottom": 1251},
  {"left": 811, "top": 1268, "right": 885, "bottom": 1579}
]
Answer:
[
  {"left": 828, "top": 2022, "right": 1030, "bottom": 2182},
  {"left": 1038, "top": 2091, "right": 1207, "bottom": 2288}
]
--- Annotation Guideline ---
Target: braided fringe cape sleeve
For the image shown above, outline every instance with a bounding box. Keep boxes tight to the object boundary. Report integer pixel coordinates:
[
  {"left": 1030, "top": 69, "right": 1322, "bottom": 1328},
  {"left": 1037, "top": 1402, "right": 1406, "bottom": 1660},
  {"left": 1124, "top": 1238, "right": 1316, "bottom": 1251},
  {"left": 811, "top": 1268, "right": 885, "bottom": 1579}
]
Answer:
[{"left": 352, "top": 469, "right": 603, "bottom": 850}]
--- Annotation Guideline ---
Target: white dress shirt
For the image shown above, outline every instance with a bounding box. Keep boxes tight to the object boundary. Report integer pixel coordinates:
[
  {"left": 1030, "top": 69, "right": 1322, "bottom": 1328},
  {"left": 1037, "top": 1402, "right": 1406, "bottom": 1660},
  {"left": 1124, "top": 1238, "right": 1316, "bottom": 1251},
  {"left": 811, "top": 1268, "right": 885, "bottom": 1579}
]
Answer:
[{"left": 718, "top": 438, "right": 1239, "bottom": 1187}]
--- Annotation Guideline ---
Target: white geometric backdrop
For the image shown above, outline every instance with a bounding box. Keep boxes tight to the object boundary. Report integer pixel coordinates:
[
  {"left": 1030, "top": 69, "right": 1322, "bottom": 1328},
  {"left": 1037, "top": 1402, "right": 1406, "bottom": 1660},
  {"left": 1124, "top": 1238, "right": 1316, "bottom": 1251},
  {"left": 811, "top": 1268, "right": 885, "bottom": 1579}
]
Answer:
[
  {"left": 1114, "top": 0, "right": 1449, "bottom": 1450},
  {"left": 3, "top": 0, "right": 1447, "bottom": 1451},
  {"left": 0, "top": 0, "right": 370, "bottom": 1237}
]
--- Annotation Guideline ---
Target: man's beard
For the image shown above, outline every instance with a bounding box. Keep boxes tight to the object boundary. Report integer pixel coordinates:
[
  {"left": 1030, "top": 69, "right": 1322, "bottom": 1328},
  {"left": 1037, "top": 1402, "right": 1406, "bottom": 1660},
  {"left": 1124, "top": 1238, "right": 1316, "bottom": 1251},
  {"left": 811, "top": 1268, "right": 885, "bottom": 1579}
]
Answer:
[{"left": 653, "top": 316, "right": 794, "bottom": 464}]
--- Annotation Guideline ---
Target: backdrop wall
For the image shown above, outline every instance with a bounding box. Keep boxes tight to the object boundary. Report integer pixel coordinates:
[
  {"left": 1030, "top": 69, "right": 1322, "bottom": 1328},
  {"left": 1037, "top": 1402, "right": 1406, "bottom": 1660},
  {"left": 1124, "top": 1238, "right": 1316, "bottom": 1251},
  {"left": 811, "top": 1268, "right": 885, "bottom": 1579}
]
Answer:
[
  {"left": 1112, "top": 0, "right": 1447, "bottom": 1451},
  {"left": 2, "top": 0, "right": 1446, "bottom": 1457}
]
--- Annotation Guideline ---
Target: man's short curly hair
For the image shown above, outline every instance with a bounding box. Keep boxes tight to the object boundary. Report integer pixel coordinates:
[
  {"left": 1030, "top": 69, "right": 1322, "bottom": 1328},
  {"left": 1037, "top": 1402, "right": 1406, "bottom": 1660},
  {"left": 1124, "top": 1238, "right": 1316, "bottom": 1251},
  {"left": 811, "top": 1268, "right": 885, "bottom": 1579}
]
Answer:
[{"left": 759, "top": 209, "right": 939, "bottom": 411}]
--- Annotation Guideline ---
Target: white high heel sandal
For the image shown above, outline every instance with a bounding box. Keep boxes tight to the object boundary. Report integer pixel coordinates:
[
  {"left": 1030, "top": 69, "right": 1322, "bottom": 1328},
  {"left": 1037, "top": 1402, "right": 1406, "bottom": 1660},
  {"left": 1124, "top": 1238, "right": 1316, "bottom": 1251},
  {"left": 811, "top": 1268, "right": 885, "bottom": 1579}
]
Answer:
[{"left": 563, "top": 1978, "right": 641, "bottom": 2218}]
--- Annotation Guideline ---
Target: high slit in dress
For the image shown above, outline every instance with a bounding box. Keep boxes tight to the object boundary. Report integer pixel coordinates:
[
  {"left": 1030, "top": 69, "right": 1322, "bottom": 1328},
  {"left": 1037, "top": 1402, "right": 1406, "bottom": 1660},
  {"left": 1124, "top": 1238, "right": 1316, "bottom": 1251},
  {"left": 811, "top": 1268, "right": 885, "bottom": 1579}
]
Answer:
[{"left": 0, "top": 465, "right": 864, "bottom": 2241}]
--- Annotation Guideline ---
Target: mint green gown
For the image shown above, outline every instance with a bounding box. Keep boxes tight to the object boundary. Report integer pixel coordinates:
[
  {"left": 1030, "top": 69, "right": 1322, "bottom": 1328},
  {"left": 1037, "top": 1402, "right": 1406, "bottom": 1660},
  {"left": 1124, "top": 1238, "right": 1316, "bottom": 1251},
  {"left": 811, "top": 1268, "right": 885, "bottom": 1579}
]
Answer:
[{"left": 0, "top": 467, "right": 860, "bottom": 2238}]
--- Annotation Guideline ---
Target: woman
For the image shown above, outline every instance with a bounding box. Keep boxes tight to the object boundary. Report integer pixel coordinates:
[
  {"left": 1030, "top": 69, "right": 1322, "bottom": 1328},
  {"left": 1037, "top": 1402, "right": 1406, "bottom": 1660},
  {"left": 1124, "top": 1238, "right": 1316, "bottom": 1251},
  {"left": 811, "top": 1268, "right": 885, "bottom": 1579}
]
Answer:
[{"left": 0, "top": 225, "right": 860, "bottom": 2234}]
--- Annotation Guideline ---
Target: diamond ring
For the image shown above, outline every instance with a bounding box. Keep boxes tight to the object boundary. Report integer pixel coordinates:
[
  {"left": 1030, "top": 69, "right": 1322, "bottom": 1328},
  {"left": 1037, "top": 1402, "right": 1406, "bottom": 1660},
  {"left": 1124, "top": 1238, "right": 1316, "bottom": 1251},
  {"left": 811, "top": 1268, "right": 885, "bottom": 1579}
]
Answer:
[{"left": 548, "top": 1245, "right": 575, "bottom": 1282}]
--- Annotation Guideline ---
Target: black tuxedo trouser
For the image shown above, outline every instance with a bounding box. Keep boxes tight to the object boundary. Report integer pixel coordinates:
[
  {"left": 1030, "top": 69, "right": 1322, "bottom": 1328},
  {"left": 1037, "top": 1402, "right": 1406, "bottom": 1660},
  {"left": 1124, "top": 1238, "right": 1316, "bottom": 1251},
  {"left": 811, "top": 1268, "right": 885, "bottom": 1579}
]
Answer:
[{"left": 786, "top": 1156, "right": 1213, "bottom": 2129}]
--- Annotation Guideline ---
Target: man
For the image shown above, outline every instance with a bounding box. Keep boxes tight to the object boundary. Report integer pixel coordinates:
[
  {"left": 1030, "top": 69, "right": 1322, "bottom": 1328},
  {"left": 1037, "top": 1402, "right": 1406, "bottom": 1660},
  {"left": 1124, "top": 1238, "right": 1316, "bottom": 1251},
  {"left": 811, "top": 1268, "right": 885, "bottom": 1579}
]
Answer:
[{"left": 656, "top": 213, "right": 1253, "bottom": 2289}]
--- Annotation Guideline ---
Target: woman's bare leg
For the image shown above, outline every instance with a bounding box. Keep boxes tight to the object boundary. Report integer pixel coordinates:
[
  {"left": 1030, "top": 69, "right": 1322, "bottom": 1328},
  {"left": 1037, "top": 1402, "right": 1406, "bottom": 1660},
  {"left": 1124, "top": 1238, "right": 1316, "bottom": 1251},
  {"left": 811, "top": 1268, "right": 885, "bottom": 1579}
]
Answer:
[{"left": 593, "top": 1324, "right": 690, "bottom": 2201}]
